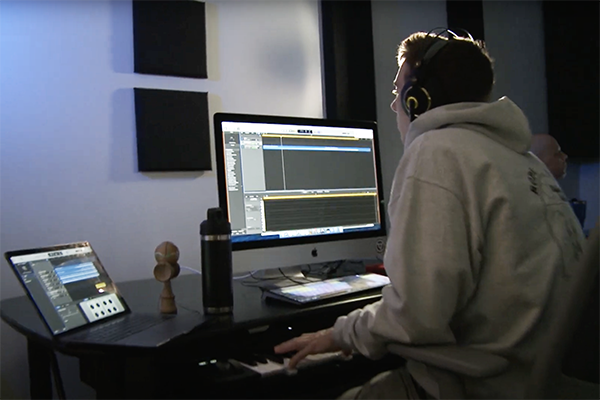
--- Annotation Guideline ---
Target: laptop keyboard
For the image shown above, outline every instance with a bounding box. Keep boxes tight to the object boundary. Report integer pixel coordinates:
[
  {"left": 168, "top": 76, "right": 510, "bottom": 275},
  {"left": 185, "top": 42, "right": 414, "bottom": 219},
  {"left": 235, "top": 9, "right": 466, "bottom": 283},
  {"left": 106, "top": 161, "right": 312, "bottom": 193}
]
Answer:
[{"left": 71, "top": 314, "right": 167, "bottom": 343}]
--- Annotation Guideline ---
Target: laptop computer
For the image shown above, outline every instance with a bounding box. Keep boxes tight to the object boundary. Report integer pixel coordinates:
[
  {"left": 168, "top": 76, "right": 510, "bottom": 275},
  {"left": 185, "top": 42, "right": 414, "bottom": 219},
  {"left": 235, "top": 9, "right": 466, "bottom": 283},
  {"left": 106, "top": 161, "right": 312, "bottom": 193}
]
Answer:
[{"left": 4, "top": 241, "right": 205, "bottom": 347}]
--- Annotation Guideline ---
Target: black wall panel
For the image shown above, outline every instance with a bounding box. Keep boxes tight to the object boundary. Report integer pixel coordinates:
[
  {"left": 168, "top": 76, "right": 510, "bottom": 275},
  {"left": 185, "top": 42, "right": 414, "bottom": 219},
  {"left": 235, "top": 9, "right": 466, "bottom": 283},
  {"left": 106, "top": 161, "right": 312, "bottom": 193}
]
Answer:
[{"left": 134, "top": 88, "right": 211, "bottom": 172}]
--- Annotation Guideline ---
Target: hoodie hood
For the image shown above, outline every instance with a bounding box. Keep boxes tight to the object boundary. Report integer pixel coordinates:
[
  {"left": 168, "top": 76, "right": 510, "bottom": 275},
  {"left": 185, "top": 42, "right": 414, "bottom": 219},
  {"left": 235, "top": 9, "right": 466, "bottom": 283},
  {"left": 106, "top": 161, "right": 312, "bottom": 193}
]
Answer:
[{"left": 405, "top": 96, "right": 532, "bottom": 154}]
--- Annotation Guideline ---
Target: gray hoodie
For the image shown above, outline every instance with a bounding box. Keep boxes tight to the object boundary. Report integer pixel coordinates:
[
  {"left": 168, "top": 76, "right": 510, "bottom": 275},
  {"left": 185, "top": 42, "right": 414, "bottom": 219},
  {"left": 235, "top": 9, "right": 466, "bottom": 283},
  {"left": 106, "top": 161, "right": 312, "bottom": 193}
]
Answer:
[{"left": 332, "top": 97, "right": 585, "bottom": 398}]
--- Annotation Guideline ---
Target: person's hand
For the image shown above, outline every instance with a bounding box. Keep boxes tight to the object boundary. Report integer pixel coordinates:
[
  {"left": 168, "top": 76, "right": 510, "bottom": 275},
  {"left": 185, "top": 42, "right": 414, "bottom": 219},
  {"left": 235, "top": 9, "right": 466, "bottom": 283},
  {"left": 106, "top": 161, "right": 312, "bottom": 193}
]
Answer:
[{"left": 273, "top": 328, "right": 350, "bottom": 370}]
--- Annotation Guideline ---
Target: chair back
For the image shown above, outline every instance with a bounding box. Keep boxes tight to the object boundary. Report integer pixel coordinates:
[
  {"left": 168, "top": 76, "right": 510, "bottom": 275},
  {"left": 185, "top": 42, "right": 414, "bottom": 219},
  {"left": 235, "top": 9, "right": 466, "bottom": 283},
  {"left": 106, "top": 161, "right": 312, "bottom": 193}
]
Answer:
[{"left": 525, "top": 225, "right": 599, "bottom": 399}]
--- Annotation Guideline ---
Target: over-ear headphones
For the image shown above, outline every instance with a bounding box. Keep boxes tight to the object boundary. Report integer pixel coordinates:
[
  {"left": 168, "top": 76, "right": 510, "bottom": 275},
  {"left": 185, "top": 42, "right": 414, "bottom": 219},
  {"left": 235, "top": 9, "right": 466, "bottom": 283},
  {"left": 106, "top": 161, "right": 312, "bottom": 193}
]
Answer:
[{"left": 401, "top": 28, "right": 474, "bottom": 122}]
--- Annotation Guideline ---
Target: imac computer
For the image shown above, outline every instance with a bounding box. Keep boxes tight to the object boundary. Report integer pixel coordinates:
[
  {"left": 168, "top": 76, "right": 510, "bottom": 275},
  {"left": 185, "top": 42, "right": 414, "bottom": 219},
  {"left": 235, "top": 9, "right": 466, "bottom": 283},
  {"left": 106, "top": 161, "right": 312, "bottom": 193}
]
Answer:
[{"left": 213, "top": 113, "right": 387, "bottom": 274}]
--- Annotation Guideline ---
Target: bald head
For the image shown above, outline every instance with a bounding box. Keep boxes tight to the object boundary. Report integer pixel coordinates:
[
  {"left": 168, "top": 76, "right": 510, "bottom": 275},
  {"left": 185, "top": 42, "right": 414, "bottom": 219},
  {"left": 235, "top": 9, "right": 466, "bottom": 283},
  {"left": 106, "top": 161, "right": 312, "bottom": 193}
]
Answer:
[{"left": 530, "top": 134, "right": 568, "bottom": 179}]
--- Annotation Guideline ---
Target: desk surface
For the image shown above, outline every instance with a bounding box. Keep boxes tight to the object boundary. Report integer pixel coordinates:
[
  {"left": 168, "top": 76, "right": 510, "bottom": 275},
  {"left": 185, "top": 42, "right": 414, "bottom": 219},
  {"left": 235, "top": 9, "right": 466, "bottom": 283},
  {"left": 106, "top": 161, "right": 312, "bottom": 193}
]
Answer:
[
  {"left": 1, "top": 273, "right": 387, "bottom": 399},
  {"left": 1, "top": 273, "right": 382, "bottom": 351}
]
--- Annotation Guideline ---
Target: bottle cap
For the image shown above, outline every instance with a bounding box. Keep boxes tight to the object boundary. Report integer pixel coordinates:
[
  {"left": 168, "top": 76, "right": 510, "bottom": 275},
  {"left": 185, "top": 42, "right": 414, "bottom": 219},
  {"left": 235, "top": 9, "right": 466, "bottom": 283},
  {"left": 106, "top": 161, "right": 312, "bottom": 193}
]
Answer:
[{"left": 200, "top": 207, "right": 231, "bottom": 235}]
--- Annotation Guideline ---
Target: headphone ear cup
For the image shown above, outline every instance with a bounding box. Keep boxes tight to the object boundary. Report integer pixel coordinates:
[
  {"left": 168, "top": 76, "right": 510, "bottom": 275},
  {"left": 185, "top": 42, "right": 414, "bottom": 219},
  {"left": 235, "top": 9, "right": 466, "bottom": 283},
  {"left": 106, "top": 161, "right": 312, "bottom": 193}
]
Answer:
[{"left": 403, "top": 85, "right": 432, "bottom": 117}]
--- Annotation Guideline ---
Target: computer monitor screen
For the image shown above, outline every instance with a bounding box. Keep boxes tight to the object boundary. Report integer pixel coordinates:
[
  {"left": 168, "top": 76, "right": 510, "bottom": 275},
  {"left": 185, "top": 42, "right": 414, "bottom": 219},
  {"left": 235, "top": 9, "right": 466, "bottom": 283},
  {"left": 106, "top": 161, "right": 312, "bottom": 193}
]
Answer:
[{"left": 214, "top": 113, "right": 386, "bottom": 261}]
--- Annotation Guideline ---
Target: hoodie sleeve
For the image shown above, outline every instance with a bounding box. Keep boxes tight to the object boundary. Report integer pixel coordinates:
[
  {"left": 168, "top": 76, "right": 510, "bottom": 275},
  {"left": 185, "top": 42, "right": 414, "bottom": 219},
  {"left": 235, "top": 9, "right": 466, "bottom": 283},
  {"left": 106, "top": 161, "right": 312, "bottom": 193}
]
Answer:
[{"left": 333, "top": 173, "right": 477, "bottom": 359}]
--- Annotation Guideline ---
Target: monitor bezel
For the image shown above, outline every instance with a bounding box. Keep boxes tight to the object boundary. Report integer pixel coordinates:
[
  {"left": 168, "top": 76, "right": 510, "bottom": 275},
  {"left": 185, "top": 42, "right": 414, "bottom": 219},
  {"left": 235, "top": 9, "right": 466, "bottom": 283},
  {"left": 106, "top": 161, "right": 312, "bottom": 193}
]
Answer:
[{"left": 213, "top": 112, "right": 387, "bottom": 251}]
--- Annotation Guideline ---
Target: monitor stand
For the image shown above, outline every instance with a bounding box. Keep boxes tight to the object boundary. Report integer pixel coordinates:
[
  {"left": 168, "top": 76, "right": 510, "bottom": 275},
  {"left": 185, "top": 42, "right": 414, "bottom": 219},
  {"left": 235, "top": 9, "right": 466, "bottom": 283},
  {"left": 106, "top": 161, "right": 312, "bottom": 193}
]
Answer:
[
  {"left": 251, "top": 265, "right": 305, "bottom": 281},
  {"left": 240, "top": 260, "right": 371, "bottom": 289},
  {"left": 251, "top": 259, "right": 369, "bottom": 281}
]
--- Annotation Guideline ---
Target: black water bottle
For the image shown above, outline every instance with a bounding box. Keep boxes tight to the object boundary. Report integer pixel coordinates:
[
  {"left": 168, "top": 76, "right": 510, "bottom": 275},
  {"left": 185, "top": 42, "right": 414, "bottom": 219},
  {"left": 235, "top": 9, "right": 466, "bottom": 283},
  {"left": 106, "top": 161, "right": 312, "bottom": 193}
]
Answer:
[{"left": 200, "top": 207, "right": 233, "bottom": 314}]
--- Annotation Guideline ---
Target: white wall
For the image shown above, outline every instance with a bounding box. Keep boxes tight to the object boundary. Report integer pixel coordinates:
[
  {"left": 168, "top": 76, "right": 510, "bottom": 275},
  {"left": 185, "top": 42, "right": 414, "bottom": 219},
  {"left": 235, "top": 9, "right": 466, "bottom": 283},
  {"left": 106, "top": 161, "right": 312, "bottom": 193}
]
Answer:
[
  {"left": 371, "top": 0, "right": 550, "bottom": 203},
  {"left": 483, "top": 0, "right": 548, "bottom": 135},
  {"left": 2, "top": 0, "right": 594, "bottom": 397},
  {"left": 482, "top": 0, "right": 598, "bottom": 233},
  {"left": 0, "top": 0, "right": 323, "bottom": 397},
  {"left": 370, "top": 0, "right": 447, "bottom": 205}
]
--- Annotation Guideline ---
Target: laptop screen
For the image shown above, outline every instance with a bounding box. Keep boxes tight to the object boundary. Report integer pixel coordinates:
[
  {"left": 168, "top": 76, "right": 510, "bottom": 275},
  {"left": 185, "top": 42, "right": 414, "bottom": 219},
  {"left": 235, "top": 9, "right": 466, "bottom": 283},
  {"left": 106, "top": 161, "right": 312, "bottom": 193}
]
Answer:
[{"left": 6, "top": 242, "right": 129, "bottom": 335}]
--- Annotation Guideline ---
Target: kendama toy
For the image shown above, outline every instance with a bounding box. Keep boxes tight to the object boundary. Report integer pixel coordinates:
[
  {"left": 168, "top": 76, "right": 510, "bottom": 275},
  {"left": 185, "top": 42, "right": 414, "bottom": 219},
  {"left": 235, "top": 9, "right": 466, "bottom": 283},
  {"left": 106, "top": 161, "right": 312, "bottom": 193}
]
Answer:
[{"left": 153, "top": 241, "right": 181, "bottom": 314}]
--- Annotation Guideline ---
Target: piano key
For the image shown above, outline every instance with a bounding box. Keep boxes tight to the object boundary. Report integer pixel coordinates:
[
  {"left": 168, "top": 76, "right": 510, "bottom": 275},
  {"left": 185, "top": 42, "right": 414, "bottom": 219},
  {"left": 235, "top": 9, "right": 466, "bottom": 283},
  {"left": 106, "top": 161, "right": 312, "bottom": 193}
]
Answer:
[
  {"left": 290, "top": 351, "right": 352, "bottom": 370},
  {"left": 231, "top": 358, "right": 288, "bottom": 378},
  {"left": 231, "top": 351, "right": 352, "bottom": 378},
  {"left": 264, "top": 353, "right": 285, "bottom": 364},
  {"left": 235, "top": 354, "right": 258, "bottom": 366},
  {"left": 253, "top": 354, "right": 269, "bottom": 364}
]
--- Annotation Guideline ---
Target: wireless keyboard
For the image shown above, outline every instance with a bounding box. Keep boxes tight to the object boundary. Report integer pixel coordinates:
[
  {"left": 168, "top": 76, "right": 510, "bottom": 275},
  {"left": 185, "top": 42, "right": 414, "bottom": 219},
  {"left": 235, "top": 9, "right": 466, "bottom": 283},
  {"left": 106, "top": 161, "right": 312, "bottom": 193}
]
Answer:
[{"left": 263, "top": 273, "right": 390, "bottom": 305}]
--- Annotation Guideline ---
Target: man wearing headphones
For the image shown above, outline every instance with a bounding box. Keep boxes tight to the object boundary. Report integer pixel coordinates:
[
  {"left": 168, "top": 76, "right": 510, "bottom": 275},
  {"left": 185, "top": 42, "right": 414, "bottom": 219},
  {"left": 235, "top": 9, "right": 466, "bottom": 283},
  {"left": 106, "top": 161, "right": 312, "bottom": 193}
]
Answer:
[{"left": 275, "top": 30, "right": 585, "bottom": 399}]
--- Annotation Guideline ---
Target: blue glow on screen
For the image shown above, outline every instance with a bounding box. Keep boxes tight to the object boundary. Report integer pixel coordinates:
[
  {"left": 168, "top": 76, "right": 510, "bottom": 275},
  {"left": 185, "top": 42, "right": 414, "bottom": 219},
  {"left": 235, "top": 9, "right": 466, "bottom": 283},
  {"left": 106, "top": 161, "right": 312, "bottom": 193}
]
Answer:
[
  {"left": 55, "top": 262, "right": 99, "bottom": 284},
  {"left": 232, "top": 224, "right": 381, "bottom": 243},
  {"left": 263, "top": 145, "right": 371, "bottom": 153}
]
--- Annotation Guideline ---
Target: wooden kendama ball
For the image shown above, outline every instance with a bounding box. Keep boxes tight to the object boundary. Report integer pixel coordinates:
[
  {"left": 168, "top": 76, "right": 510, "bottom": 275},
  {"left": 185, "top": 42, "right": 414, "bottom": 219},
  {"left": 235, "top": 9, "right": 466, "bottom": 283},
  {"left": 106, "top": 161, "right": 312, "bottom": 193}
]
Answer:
[{"left": 153, "top": 241, "right": 180, "bottom": 314}]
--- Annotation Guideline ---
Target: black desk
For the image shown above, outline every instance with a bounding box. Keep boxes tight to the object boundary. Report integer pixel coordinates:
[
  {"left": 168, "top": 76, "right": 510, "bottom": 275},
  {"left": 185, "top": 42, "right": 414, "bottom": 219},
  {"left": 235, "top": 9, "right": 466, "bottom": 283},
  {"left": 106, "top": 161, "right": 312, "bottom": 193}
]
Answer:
[{"left": 1, "top": 274, "right": 401, "bottom": 399}]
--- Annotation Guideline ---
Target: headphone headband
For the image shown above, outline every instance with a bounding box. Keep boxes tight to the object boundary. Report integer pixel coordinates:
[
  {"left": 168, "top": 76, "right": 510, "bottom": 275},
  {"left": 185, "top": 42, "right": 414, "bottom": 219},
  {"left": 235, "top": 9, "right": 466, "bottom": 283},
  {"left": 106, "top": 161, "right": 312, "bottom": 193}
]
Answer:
[{"left": 401, "top": 28, "right": 474, "bottom": 121}]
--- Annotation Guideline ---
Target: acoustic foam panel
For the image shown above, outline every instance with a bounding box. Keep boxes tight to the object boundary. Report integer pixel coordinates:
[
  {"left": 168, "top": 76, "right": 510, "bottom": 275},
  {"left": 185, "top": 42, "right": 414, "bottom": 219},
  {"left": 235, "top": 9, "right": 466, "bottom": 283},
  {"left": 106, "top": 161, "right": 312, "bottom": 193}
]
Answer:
[
  {"left": 134, "top": 88, "right": 211, "bottom": 172},
  {"left": 132, "top": 0, "right": 207, "bottom": 79}
]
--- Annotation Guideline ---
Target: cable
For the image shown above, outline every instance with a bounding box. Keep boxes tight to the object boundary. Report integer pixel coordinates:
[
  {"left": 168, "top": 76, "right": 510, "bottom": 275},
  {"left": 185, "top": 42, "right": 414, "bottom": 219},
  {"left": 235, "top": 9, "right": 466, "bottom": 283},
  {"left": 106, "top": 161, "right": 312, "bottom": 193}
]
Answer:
[
  {"left": 303, "top": 263, "right": 328, "bottom": 277},
  {"left": 233, "top": 272, "right": 254, "bottom": 280},
  {"left": 323, "top": 260, "right": 345, "bottom": 275},
  {"left": 299, "top": 275, "right": 322, "bottom": 282},
  {"left": 238, "top": 269, "right": 315, "bottom": 289},
  {"left": 249, "top": 271, "right": 282, "bottom": 281},
  {"left": 301, "top": 263, "right": 315, "bottom": 274},
  {"left": 180, "top": 266, "right": 201, "bottom": 275},
  {"left": 240, "top": 280, "right": 267, "bottom": 289},
  {"left": 179, "top": 303, "right": 203, "bottom": 315},
  {"left": 179, "top": 266, "right": 292, "bottom": 280},
  {"left": 278, "top": 268, "right": 309, "bottom": 285}
]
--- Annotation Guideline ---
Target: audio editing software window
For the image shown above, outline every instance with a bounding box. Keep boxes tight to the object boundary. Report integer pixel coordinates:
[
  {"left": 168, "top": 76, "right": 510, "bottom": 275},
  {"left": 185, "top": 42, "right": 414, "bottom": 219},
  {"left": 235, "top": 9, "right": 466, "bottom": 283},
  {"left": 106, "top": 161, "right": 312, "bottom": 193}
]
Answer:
[
  {"left": 222, "top": 122, "right": 382, "bottom": 242},
  {"left": 11, "top": 247, "right": 124, "bottom": 333}
]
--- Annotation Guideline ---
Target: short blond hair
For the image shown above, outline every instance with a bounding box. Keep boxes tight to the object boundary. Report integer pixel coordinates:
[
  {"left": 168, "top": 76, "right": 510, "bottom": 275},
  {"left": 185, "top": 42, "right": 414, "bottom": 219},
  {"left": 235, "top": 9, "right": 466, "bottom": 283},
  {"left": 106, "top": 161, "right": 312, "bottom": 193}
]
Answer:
[{"left": 397, "top": 32, "right": 495, "bottom": 106}]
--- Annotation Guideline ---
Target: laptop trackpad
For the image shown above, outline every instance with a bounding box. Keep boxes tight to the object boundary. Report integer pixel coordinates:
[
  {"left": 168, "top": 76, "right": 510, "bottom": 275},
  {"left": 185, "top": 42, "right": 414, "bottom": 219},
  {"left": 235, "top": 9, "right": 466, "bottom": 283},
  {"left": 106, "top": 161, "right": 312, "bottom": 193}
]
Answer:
[{"left": 118, "top": 312, "right": 206, "bottom": 347}]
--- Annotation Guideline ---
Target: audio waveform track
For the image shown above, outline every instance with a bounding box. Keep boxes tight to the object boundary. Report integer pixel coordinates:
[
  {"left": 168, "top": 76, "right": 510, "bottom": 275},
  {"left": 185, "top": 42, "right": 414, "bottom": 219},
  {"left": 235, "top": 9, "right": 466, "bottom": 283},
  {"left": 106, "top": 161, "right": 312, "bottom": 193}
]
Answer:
[{"left": 264, "top": 196, "right": 378, "bottom": 231}]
